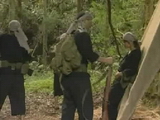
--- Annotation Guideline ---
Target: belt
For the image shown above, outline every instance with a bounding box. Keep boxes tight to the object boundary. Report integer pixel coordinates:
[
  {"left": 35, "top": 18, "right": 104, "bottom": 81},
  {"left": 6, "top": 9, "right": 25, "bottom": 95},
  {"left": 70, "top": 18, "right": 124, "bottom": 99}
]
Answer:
[
  {"left": 0, "top": 60, "right": 23, "bottom": 69},
  {"left": 0, "top": 60, "right": 29, "bottom": 74}
]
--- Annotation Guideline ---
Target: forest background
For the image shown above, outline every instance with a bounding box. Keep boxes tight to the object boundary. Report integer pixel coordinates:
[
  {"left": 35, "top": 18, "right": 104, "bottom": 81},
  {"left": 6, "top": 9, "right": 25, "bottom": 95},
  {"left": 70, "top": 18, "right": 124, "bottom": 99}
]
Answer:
[{"left": 0, "top": 0, "right": 160, "bottom": 119}]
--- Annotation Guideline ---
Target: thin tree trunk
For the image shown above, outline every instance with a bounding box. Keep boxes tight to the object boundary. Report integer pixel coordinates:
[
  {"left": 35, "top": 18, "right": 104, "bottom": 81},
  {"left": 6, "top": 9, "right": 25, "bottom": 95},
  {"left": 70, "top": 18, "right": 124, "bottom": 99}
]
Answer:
[
  {"left": 77, "top": 0, "right": 83, "bottom": 13},
  {"left": 87, "top": 0, "right": 92, "bottom": 6},
  {"left": 17, "top": 0, "right": 22, "bottom": 20},
  {"left": 144, "top": 0, "right": 154, "bottom": 27},
  {"left": 42, "top": 0, "right": 48, "bottom": 65},
  {"left": 105, "top": 0, "right": 121, "bottom": 58},
  {"left": 8, "top": 0, "right": 15, "bottom": 20}
]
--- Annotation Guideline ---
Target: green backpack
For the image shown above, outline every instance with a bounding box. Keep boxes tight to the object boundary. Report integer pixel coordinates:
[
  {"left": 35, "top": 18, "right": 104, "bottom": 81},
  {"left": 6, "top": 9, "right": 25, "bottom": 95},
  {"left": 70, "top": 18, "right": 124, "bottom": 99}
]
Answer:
[{"left": 51, "top": 34, "right": 83, "bottom": 75}]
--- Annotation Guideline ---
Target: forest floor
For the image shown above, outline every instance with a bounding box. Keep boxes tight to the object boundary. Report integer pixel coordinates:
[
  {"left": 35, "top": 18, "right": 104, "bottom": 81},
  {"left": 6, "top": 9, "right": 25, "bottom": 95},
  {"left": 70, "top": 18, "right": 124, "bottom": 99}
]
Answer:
[{"left": 1, "top": 92, "right": 160, "bottom": 120}]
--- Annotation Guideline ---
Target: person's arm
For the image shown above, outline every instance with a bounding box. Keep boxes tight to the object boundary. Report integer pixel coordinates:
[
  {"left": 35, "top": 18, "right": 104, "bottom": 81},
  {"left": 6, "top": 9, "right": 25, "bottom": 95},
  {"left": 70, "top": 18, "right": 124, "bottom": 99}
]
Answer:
[
  {"left": 97, "top": 57, "right": 113, "bottom": 64},
  {"left": 75, "top": 32, "right": 113, "bottom": 64}
]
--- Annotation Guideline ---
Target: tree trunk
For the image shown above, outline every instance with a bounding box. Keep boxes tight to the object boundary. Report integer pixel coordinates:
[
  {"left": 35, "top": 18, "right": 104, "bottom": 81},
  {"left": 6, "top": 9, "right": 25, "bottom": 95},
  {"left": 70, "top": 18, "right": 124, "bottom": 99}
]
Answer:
[
  {"left": 144, "top": 0, "right": 154, "bottom": 27},
  {"left": 87, "top": 0, "right": 92, "bottom": 6},
  {"left": 8, "top": 0, "right": 15, "bottom": 20},
  {"left": 77, "top": 0, "right": 83, "bottom": 13},
  {"left": 17, "top": 0, "right": 22, "bottom": 20},
  {"left": 42, "top": 0, "right": 48, "bottom": 65}
]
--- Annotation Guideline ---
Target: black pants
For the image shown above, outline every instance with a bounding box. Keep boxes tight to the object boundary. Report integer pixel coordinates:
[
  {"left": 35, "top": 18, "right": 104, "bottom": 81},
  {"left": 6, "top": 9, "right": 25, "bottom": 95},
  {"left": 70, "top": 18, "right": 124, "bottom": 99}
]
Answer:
[
  {"left": 0, "top": 67, "right": 25, "bottom": 116},
  {"left": 108, "top": 80, "right": 125, "bottom": 120},
  {"left": 53, "top": 73, "right": 63, "bottom": 96},
  {"left": 61, "top": 72, "right": 93, "bottom": 120}
]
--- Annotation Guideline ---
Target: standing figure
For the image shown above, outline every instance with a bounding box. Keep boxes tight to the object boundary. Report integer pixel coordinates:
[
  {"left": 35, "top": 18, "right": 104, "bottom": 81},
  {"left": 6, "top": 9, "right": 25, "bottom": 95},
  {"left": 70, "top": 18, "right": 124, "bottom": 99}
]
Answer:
[
  {"left": 0, "top": 20, "right": 32, "bottom": 120},
  {"left": 57, "top": 11, "right": 113, "bottom": 120}
]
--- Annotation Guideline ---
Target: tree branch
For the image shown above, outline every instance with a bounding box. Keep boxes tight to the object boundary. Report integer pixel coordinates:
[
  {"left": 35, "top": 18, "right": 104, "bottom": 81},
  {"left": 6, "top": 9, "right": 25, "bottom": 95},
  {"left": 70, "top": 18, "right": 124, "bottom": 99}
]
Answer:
[{"left": 106, "top": 0, "right": 122, "bottom": 58}]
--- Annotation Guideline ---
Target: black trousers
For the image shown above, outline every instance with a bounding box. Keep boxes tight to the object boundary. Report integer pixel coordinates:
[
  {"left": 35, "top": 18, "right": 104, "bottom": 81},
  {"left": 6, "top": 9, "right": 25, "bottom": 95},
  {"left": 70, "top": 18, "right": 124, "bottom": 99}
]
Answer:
[
  {"left": 108, "top": 80, "right": 125, "bottom": 120},
  {"left": 61, "top": 72, "right": 93, "bottom": 120},
  {"left": 0, "top": 67, "right": 25, "bottom": 116},
  {"left": 53, "top": 73, "right": 63, "bottom": 96}
]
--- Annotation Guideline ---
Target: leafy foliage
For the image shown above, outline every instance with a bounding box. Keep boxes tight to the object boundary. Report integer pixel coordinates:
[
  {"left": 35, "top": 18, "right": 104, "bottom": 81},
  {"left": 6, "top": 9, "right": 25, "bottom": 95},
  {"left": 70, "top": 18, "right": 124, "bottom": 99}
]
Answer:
[{"left": 0, "top": 0, "right": 159, "bottom": 104}]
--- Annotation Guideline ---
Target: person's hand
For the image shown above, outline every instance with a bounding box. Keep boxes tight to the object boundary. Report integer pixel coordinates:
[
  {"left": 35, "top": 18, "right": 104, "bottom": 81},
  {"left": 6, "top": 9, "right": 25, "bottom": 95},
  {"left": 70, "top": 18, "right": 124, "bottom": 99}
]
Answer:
[
  {"left": 59, "top": 33, "right": 68, "bottom": 40},
  {"left": 97, "top": 57, "right": 113, "bottom": 64},
  {"left": 105, "top": 57, "right": 113, "bottom": 64},
  {"left": 115, "top": 72, "right": 123, "bottom": 79}
]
